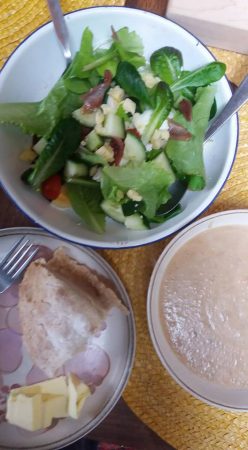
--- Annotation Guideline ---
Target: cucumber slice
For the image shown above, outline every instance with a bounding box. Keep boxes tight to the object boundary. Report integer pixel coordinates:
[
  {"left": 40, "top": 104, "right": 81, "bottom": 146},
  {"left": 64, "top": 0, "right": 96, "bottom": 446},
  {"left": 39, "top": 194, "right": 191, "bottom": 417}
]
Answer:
[
  {"left": 124, "top": 213, "right": 149, "bottom": 230},
  {"left": 72, "top": 108, "right": 97, "bottom": 127},
  {"left": 101, "top": 199, "right": 125, "bottom": 223},
  {"left": 152, "top": 151, "right": 176, "bottom": 182},
  {"left": 33, "top": 137, "right": 47, "bottom": 155},
  {"left": 85, "top": 130, "right": 103, "bottom": 151},
  {"left": 64, "top": 160, "right": 88, "bottom": 178},
  {"left": 96, "top": 113, "right": 125, "bottom": 139},
  {"left": 120, "top": 132, "right": 146, "bottom": 166},
  {"left": 77, "top": 148, "right": 107, "bottom": 166}
]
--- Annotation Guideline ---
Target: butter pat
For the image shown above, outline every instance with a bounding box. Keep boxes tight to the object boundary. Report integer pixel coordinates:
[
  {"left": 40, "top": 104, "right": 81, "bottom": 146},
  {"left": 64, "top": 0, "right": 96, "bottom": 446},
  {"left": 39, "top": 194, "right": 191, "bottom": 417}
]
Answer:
[
  {"left": 39, "top": 376, "right": 67, "bottom": 396},
  {"left": 42, "top": 396, "right": 68, "bottom": 428},
  {"left": 9, "top": 376, "right": 67, "bottom": 397},
  {"left": 6, "top": 393, "right": 42, "bottom": 431},
  {"left": 6, "top": 374, "right": 91, "bottom": 431},
  {"left": 68, "top": 373, "right": 90, "bottom": 419}
]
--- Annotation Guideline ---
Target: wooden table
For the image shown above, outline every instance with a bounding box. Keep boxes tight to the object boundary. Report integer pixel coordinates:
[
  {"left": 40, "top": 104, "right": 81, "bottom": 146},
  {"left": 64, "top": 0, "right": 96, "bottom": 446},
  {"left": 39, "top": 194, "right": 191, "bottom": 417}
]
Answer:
[{"left": 0, "top": 0, "right": 173, "bottom": 448}]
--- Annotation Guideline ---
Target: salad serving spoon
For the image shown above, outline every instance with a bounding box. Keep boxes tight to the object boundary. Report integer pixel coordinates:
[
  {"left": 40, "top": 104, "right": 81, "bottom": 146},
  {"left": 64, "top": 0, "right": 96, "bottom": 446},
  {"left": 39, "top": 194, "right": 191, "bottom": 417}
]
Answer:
[
  {"left": 159, "top": 74, "right": 248, "bottom": 215},
  {"left": 47, "top": 0, "right": 72, "bottom": 67}
]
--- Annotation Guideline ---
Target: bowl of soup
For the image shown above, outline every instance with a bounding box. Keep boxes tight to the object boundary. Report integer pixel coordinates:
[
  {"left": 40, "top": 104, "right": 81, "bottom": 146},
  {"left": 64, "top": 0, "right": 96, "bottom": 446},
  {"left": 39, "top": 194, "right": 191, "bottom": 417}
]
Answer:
[{"left": 147, "top": 210, "right": 248, "bottom": 410}]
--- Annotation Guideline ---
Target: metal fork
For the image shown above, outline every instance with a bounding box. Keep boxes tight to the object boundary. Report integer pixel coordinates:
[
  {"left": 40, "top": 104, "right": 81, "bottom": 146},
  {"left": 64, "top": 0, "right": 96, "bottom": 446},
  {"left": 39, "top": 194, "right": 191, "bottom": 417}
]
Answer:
[{"left": 0, "top": 237, "right": 39, "bottom": 293}]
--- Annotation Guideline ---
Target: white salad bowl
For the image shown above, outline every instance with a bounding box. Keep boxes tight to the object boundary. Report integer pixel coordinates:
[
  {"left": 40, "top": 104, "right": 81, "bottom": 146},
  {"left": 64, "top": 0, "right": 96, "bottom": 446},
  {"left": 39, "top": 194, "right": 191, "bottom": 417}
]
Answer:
[{"left": 0, "top": 6, "right": 238, "bottom": 249}]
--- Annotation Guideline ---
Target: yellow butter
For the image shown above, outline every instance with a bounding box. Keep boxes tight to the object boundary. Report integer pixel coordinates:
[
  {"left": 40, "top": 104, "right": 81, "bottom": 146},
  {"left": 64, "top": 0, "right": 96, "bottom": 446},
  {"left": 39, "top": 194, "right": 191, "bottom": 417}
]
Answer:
[
  {"left": 6, "top": 373, "right": 90, "bottom": 430},
  {"left": 67, "top": 373, "right": 78, "bottom": 419},
  {"left": 6, "top": 393, "right": 43, "bottom": 431},
  {"left": 8, "top": 384, "right": 41, "bottom": 397},
  {"left": 42, "top": 395, "right": 68, "bottom": 428},
  {"left": 68, "top": 373, "right": 90, "bottom": 419},
  {"left": 39, "top": 376, "right": 67, "bottom": 396},
  {"left": 77, "top": 393, "right": 90, "bottom": 415}
]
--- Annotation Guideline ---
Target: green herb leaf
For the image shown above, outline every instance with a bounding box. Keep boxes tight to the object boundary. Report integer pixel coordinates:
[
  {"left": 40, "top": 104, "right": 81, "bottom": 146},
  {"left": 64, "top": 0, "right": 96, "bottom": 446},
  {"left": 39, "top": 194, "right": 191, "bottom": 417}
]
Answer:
[
  {"left": 67, "top": 27, "right": 95, "bottom": 79},
  {"left": 64, "top": 77, "right": 91, "bottom": 94},
  {"left": 67, "top": 183, "right": 105, "bottom": 234},
  {"left": 171, "top": 62, "right": 226, "bottom": 92},
  {"left": 29, "top": 118, "right": 81, "bottom": 188},
  {"left": 82, "top": 47, "right": 117, "bottom": 72},
  {"left": 116, "top": 61, "right": 151, "bottom": 106},
  {"left": 150, "top": 47, "right": 183, "bottom": 85},
  {"left": 142, "top": 81, "right": 173, "bottom": 144}
]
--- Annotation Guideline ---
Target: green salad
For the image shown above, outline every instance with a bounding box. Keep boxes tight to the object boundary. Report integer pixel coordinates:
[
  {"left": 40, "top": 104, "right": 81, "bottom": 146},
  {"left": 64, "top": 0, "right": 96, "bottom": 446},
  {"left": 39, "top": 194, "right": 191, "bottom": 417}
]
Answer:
[{"left": 0, "top": 27, "right": 226, "bottom": 233}]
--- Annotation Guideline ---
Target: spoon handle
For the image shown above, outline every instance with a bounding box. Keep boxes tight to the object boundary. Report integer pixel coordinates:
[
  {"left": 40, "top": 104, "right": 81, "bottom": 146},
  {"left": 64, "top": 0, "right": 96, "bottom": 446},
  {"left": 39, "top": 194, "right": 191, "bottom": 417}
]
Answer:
[
  {"left": 47, "top": 0, "right": 72, "bottom": 67},
  {"left": 204, "top": 75, "right": 248, "bottom": 142}
]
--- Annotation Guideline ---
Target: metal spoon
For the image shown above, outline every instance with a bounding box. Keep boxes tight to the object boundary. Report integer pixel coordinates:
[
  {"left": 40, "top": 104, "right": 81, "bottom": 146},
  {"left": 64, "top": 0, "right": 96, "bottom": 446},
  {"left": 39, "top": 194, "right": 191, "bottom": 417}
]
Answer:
[
  {"left": 47, "top": 0, "right": 72, "bottom": 67},
  {"left": 159, "top": 74, "right": 248, "bottom": 215}
]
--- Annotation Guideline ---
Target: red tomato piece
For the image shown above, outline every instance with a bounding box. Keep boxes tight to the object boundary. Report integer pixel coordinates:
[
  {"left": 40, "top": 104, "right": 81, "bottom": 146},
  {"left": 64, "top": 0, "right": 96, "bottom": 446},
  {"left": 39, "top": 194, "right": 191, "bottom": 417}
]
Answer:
[{"left": 41, "top": 174, "right": 62, "bottom": 201}]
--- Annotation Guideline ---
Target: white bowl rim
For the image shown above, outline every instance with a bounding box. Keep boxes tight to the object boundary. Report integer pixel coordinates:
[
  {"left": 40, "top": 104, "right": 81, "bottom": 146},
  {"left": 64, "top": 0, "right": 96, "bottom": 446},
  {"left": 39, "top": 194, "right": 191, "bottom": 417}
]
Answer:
[
  {"left": 0, "top": 6, "right": 239, "bottom": 249},
  {"left": 147, "top": 209, "right": 248, "bottom": 411}
]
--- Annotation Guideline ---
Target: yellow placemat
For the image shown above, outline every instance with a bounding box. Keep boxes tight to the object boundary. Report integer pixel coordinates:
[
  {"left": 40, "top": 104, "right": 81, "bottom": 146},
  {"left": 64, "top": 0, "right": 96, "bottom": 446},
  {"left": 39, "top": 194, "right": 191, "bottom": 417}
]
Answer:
[{"left": 1, "top": 2, "right": 248, "bottom": 449}]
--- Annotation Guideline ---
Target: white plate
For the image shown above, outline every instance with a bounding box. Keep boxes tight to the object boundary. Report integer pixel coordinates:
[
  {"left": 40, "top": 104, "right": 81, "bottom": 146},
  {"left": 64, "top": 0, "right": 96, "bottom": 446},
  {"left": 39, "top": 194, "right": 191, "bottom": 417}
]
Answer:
[
  {"left": 0, "top": 6, "right": 238, "bottom": 248},
  {"left": 0, "top": 227, "right": 135, "bottom": 449},
  {"left": 147, "top": 210, "right": 248, "bottom": 411}
]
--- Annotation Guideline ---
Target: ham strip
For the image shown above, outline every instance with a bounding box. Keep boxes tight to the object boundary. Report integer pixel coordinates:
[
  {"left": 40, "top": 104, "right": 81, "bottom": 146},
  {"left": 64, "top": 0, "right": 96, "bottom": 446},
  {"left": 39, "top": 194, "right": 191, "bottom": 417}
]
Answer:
[
  {"left": 110, "top": 138, "right": 125, "bottom": 166},
  {"left": 178, "top": 99, "right": 192, "bottom": 121},
  {"left": 168, "top": 118, "right": 192, "bottom": 141},
  {"left": 82, "top": 70, "right": 112, "bottom": 112}
]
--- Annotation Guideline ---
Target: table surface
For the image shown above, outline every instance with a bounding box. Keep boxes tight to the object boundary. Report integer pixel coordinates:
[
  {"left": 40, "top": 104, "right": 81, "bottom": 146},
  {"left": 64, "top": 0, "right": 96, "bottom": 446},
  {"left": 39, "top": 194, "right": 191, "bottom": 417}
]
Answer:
[{"left": 0, "top": 0, "right": 173, "bottom": 448}]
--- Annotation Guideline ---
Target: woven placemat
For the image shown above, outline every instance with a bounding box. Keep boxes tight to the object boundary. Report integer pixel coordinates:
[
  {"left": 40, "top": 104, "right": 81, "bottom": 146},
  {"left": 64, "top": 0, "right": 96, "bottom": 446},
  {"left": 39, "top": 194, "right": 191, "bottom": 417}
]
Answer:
[{"left": 1, "top": 2, "right": 248, "bottom": 449}]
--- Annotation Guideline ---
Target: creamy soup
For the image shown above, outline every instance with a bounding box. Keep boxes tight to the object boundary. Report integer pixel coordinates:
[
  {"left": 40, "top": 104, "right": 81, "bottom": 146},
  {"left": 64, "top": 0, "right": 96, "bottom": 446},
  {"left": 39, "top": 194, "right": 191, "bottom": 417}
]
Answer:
[{"left": 160, "top": 225, "right": 248, "bottom": 387}]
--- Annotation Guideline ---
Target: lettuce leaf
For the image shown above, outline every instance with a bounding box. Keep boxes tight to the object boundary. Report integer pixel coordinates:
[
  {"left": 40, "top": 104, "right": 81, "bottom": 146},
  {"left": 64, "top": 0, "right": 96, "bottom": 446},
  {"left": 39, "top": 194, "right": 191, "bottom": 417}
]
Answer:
[
  {"left": 81, "top": 27, "right": 145, "bottom": 73},
  {"left": 0, "top": 29, "right": 95, "bottom": 137},
  {"left": 0, "top": 74, "right": 82, "bottom": 137},
  {"left": 67, "top": 182, "right": 105, "bottom": 234},
  {"left": 0, "top": 26, "right": 145, "bottom": 137},
  {"left": 114, "top": 27, "right": 145, "bottom": 68},
  {"left": 165, "top": 85, "right": 216, "bottom": 190},
  {"left": 101, "top": 162, "right": 174, "bottom": 218},
  {"left": 66, "top": 27, "right": 94, "bottom": 79}
]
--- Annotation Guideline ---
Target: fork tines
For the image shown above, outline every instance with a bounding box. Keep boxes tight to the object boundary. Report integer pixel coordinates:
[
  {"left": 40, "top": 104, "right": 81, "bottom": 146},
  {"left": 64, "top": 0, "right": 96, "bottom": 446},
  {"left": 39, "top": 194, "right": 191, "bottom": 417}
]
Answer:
[{"left": 0, "top": 237, "right": 38, "bottom": 279}]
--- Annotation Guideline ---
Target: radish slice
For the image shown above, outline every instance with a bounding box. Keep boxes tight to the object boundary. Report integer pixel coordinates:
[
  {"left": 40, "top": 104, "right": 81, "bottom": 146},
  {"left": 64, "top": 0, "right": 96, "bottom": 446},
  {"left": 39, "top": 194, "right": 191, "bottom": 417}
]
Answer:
[
  {"left": 26, "top": 365, "right": 48, "bottom": 385},
  {"left": 0, "top": 307, "right": 9, "bottom": 329},
  {"left": 0, "top": 283, "right": 19, "bottom": 308},
  {"left": 7, "top": 307, "right": 22, "bottom": 334},
  {"left": 0, "top": 329, "right": 22, "bottom": 373},
  {"left": 33, "top": 245, "right": 53, "bottom": 261},
  {"left": 64, "top": 344, "right": 110, "bottom": 386}
]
